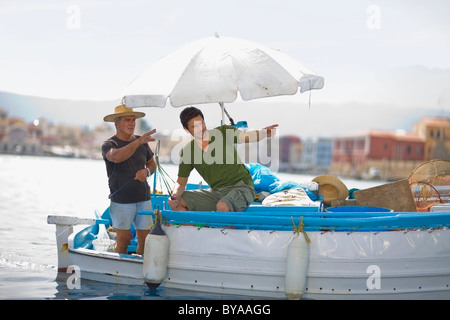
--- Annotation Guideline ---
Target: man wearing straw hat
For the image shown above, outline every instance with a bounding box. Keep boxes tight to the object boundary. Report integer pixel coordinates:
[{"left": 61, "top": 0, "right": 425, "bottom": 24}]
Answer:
[{"left": 102, "top": 104, "right": 157, "bottom": 255}]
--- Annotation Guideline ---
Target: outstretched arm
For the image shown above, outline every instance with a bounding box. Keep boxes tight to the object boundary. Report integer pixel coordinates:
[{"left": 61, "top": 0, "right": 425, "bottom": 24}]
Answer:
[
  {"left": 105, "top": 129, "right": 156, "bottom": 163},
  {"left": 238, "top": 124, "right": 279, "bottom": 143}
]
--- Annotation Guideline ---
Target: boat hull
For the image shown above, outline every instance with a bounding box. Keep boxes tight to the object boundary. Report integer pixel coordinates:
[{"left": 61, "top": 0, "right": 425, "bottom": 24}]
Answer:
[
  {"left": 160, "top": 225, "right": 450, "bottom": 299},
  {"left": 68, "top": 248, "right": 145, "bottom": 286},
  {"left": 64, "top": 224, "right": 450, "bottom": 299}
]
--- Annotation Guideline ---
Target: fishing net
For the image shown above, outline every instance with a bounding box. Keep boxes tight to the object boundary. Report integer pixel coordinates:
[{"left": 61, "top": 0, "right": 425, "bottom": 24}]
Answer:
[
  {"left": 409, "top": 182, "right": 442, "bottom": 212},
  {"left": 408, "top": 160, "right": 450, "bottom": 211},
  {"left": 153, "top": 140, "right": 174, "bottom": 195}
]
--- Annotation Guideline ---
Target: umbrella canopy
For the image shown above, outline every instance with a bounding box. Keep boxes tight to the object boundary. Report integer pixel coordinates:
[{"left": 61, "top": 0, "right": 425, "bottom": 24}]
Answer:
[{"left": 122, "top": 35, "right": 324, "bottom": 109}]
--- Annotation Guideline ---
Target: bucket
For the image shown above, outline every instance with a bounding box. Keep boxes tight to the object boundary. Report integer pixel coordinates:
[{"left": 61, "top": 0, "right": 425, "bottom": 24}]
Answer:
[
  {"left": 326, "top": 206, "right": 392, "bottom": 213},
  {"left": 92, "top": 238, "right": 116, "bottom": 252}
]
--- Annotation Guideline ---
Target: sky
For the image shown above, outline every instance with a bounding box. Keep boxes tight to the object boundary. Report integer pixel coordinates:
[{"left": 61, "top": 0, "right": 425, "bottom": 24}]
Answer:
[{"left": 1, "top": 0, "right": 450, "bottom": 135}]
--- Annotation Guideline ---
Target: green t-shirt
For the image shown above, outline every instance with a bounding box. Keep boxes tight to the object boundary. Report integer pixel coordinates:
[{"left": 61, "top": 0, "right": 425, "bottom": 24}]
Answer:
[{"left": 178, "top": 125, "right": 254, "bottom": 190}]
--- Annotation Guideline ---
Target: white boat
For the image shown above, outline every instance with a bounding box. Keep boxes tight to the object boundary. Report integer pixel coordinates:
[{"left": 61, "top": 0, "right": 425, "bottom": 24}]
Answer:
[
  {"left": 45, "top": 34, "right": 450, "bottom": 299},
  {"left": 47, "top": 191, "right": 450, "bottom": 300}
]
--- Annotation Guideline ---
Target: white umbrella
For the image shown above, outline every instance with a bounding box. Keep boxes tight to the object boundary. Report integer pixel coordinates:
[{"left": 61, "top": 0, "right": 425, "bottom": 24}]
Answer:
[{"left": 122, "top": 34, "right": 324, "bottom": 113}]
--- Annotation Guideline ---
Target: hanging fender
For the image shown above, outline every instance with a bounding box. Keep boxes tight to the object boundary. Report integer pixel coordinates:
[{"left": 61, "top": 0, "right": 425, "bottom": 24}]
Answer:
[
  {"left": 142, "top": 210, "right": 169, "bottom": 290},
  {"left": 285, "top": 217, "right": 310, "bottom": 300}
]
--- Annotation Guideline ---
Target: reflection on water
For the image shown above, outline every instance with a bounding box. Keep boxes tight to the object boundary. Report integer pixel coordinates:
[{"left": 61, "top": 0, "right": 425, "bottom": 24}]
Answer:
[{"left": 52, "top": 272, "right": 251, "bottom": 300}]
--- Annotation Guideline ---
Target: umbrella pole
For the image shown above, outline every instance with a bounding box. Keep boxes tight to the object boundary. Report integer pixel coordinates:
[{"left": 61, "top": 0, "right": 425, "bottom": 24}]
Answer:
[
  {"left": 219, "top": 102, "right": 235, "bottom": 126},
  {"left": 219, "top": 102, "right": 225, "bottom": 126}
]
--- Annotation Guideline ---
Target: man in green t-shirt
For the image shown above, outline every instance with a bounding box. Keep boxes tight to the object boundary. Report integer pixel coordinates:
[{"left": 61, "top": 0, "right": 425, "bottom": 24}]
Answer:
[{"left": 168, "top": 106, "right": 278, "bottom": 212}]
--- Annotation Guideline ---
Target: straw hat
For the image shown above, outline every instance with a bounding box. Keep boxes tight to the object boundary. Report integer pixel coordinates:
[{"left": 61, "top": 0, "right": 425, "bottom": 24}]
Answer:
[
  {"left": 312, "top": 175, "right": 349, "bottom": 205},
  {"left": 103, "top": 105, "right": 145, "bottom": 122}
]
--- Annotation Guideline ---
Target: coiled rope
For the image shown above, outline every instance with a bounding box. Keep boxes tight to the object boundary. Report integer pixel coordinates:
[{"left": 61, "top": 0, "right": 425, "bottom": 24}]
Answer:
[{"left": 291, "top": 216, "right": 310, "bottom": 244}]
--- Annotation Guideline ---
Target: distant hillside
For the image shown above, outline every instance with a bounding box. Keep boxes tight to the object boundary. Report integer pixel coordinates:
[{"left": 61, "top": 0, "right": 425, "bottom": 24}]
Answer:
[
  {"left": 216, "top": 99, "right": 450, "bottom": 138},
  {"left": 0, "top": 91, "right": 117, "bottom": 128},
  {"left": 1, "top": 91, "right": 449, "bottom": 137}
]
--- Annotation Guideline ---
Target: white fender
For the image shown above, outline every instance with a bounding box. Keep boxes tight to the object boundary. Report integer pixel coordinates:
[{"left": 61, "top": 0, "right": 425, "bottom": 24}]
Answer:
[
  {"left": 143, "top": 221, "right": 169, "bottom": 290},
  {"left": 285, "top": 232, "right": 310, "bottom": 300}
]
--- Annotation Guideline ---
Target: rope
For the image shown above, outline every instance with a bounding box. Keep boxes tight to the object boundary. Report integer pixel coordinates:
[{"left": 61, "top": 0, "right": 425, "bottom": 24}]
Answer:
[
  {"left": 156, "top": 163, "right": 174, "bottom": 194},
  {"left": 153, "top": 139, "right": 175, "bottom": 195},
  {"left": 149, "top": 209, "right": 162, "bottom": 232},
  {"left": 291, "top": 216, "right": 311, "bottom": 244},
  {"left": 108, "top": 179, "right": 134, "bottom": 199}
]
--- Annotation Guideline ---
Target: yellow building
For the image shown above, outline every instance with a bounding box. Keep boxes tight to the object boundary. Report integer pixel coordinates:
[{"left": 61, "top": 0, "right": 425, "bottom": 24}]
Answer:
[{"left": 413, "top": 117, "right": 450, "bottom": 161}]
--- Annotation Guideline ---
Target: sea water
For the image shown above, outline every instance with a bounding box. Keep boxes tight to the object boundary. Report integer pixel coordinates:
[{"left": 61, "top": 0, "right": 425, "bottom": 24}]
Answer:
[{"left": 0, "top": 154, "right": 381, "bottom": 300}]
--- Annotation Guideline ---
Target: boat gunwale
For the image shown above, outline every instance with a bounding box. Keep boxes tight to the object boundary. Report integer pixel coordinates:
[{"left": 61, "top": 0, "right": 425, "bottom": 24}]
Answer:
[{"left": 144, "top": 209, "right": 450, "bottom": 232}]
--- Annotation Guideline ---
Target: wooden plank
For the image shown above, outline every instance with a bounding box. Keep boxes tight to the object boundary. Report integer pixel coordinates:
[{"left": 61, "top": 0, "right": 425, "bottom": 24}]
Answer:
[
  {"left": 353, "top": 179, "right": 417, "bottom": 212},
  {"left": 47, "top": 215, "right": 97, "bottom": 226},
  {"left": 330, "top": 199, "right": 357, "bottom": 207}
]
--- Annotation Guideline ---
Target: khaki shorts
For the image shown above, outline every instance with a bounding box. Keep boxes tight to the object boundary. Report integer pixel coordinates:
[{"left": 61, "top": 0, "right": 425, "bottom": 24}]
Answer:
[{"left": 181, "top": 180, "right": 256, "bottom": 212}]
